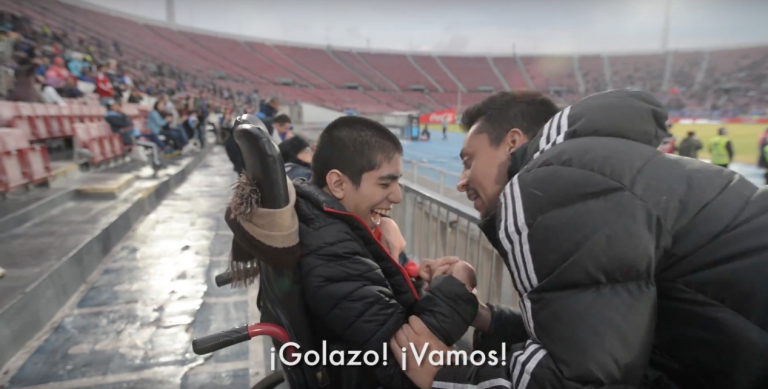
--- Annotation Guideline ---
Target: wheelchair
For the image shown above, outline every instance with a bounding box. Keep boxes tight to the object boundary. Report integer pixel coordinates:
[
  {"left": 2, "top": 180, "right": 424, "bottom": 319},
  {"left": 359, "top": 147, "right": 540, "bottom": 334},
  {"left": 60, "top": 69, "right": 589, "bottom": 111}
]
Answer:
[
  {"left": 193, "top": 269, "right": 325, "bottom": 389},
  {"left": 191, "top": 114, "right": 330, "bottom": 389}
]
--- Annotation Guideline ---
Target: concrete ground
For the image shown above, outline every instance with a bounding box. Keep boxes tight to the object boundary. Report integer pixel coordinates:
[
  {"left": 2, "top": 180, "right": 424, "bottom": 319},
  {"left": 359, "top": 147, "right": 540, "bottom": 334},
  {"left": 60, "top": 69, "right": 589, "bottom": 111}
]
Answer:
[{"left": 1, "top": 148, "right": 269, "bottom": 389}]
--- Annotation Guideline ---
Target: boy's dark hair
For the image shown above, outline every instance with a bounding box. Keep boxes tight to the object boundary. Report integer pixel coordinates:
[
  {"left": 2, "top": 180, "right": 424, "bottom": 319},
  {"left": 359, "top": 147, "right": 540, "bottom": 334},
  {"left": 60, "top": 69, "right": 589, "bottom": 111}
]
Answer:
[
  {"left": 311, "top": 117, "right": 402, "bottom": 188},
  {"left": 273, "top": 114, "right": 291, "bottom": 125},
  {"left": 461, "top": 91, "right": 559, "bottom": 145}
]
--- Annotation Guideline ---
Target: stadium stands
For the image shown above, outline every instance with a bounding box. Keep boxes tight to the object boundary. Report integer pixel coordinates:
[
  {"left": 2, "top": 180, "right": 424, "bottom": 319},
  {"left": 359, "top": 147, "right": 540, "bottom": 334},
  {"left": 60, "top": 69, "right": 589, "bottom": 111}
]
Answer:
[
  {"left": 3, "top": 0, "right": 768, "bottom": 116},
  {"left": 358, "top": 52, "right": 435, "bottom": 91},
  {"left": 609, "top": 54, "right": 666, "bottom": 94},
  {"left": 439, "top": 56, "right": 505, "bottom": 92},
  {"left": 521, "top": 56, "right": 578, "bottom": 92},
  {"left": 578, "top": 56, "right": 607, "bottom": 95},
  {"left": 333, "top": 50, "right": 399, "bottom": 91},
  {"left": 490, "top": 57, "right": 530, "bottom": 90}
]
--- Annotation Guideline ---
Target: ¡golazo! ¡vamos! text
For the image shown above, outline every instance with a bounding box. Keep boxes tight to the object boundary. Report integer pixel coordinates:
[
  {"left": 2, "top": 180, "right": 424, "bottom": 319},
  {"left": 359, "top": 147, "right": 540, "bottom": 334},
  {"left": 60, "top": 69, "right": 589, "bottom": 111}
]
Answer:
[{"left": 270, "top": 342, "right": 509, "bottom": 370}]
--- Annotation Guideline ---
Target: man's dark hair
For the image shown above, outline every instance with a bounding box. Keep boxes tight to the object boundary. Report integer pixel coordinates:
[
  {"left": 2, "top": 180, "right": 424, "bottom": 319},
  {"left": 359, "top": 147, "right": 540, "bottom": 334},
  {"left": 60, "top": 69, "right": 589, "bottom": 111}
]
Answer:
[
  {"left": 311, "top": 116, "right": 402, "bottom": 188},
  {"left": 273, "top": 114, "right": 291, "bottom": 125},
  {"left": 461, "top": 91, "right": 559, "bottom": 145}
]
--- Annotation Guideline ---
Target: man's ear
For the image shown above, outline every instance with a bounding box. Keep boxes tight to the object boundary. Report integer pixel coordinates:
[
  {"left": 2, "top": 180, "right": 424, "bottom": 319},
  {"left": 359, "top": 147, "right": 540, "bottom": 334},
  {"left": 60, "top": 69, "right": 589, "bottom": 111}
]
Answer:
[
  {"left": 504, "top": 128, "right": 527, "bottom": 154},
  {"left": 325, "top": 169, "right": 346, "bottom": 200}
]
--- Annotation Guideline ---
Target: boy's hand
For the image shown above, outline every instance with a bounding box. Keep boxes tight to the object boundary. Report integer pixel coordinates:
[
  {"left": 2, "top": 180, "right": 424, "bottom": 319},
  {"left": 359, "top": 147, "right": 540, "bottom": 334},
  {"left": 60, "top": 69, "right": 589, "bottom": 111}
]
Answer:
[
  {"left": 390, "top": 316, "right": 450, "bottom": 389},
  {"left": 418, "top": 257, "right": 458, "bottom": 283},
  {"left": 450, "top": 261, "right": 477, "bottom": 291}
]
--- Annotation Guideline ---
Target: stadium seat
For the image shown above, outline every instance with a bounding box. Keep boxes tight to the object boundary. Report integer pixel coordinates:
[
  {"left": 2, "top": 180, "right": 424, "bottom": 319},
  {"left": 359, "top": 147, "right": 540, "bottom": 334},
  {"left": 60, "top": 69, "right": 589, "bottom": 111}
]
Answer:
[
  {"left": 0, "top": 149, "right": 28, "bottom": 193},
  {"left": 44, "top": 104, "right": 63, "bottom": 138},
  {"left": 74, "top": 122, "right": 106, "bottom": 164},
  {"left": 30, "top": 103, "right": 51, "bottom": 139},
  {"left": 58, "top": 104, "right": 74, "bottom": 137},
  {"left": 0, "top": 128, "right": 51, "bottom": 190},
  {"left": 70, "top": 104, "right": 83, "bottom": 124}
]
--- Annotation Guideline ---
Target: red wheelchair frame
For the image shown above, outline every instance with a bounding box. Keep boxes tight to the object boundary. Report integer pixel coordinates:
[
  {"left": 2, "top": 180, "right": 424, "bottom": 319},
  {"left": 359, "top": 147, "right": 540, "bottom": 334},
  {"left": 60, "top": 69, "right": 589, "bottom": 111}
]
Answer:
[{"left": 191, "top": 272, "right": 294, "bottom": 389}]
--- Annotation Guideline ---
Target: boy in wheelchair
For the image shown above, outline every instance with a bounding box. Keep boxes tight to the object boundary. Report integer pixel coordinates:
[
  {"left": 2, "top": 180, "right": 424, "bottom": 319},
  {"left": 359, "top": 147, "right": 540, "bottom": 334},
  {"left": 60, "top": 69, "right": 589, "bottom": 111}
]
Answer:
[{"left": 227, "top": 116, "right": 479, "bottom": 389}]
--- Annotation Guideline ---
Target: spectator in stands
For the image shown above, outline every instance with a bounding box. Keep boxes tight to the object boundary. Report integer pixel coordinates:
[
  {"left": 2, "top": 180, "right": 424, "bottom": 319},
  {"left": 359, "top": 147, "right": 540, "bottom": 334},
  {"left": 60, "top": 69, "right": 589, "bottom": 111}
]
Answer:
[
  {"left": 278, "top": 135, "right": 313, "bottom": 181},
  {"left": 163, "top": 93, "right": 180, "bottom": 127},
  {"left": 180, "top": 110, "right": 199, "bottom": 142},
  {"left": 0, "top": 29, "right": 19, "bottom": 66},
  {"left": 270, "top": 114, "right": 293, "bottom": 145},
  {"left": 58, "top": 75, "right": 82, "bottom": 98},
  {"left": 95, "top": 63, "right": 114, "bottom": 106},
  {"left": 194, "top": 91, "right": 210, "bottom": 126},
  {"left": 258, "top": 97, "right": 279, "bottom": 121},
  {"left": 33, "top": 56, "right": 48, "bottom": 84},
  {"left": 104, "top": 100, "right": 163, "bottom": 167},
  {"left": 678, "top": 131, "right": 703, "bottom": 159},
  {"left": 105, "top": 101, "right": 136, "bottom": 146},
  {"left": 66, "top": 52, "right": 87, "bottom": 79},
  {"left": 147, "top": 100, "right": 191, "bottom": 154},
  {"left": 9, "top": 52, "right": 39, "bottom": 102},
  {"left": 44, "top": 56, "right": 69, "bottom": 90},
  {"left": 127, "top": 89, "right": 142, "bottom": 104}
]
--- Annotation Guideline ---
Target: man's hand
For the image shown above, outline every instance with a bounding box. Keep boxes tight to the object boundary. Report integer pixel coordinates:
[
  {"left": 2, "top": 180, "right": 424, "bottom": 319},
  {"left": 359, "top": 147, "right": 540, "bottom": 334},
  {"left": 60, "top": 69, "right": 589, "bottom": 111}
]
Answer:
[
  {"left": 390, "top": 316, "right": 451, "bottom": 389},
  {"left": 378, "top": 217, "right": 406, "bottom": 259},
  {"left": 472, "top": 302, "right": 491, "bottom": 332}
]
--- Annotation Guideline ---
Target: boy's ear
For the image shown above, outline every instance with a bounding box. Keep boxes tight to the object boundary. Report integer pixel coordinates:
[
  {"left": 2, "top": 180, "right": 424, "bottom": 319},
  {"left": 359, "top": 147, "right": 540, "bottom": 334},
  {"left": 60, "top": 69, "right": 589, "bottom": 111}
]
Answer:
[{"left": 325, "top": 169, "right": 346, "bottom": 200}]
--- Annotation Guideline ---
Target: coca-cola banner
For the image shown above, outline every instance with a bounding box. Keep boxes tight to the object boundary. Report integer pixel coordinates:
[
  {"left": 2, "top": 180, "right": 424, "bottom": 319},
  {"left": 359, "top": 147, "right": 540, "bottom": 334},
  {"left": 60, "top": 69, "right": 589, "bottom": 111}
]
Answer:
[
  {"left": 419, "top": 109, "right": 456, "bottom": 124},
  {"left": 670, "top": 117, "right": 768, "bottom": 124}
]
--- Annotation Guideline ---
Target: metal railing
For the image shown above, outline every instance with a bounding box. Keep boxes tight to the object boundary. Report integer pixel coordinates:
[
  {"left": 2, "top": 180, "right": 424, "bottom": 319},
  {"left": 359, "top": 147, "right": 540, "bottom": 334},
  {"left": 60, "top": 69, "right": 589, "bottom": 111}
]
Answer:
[
  {"left": 401, "top": 158, "right": 473, "bottom": 209},
  {"left": 392, "top": 179, "right": 516, "bottom": 309}
]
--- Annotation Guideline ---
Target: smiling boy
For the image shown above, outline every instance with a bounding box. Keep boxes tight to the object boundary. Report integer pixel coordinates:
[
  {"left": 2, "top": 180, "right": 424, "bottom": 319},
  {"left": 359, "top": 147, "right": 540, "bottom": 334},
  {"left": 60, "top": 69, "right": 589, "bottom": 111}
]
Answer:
[{"left": 293, "top": 116, "right": 479, "bottom": 389}]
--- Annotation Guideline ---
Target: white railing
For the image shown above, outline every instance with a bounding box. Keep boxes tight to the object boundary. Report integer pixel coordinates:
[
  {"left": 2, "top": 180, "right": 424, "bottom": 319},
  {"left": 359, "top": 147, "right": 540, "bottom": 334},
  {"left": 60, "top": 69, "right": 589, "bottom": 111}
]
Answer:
[{"left": 401, "top": 158, "right": 472, "bottom": 208}]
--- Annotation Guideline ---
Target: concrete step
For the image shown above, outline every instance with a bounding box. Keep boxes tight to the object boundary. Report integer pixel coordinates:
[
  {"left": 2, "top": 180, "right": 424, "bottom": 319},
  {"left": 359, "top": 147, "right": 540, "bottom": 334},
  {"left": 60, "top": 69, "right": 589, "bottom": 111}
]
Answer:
[{"left": 0, "top": 146, "right": 214, "bottom": 371}]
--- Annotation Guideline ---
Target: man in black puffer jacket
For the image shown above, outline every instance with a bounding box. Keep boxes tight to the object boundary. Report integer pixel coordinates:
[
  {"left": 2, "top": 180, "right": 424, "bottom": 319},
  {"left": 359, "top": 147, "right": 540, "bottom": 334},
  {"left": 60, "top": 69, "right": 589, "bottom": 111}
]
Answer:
[
  {"left": 294, "top": 116, "right": 480, "bottom": 389},
  {"left": 394, "top": 90, "right": 768, "bottom": 389}
]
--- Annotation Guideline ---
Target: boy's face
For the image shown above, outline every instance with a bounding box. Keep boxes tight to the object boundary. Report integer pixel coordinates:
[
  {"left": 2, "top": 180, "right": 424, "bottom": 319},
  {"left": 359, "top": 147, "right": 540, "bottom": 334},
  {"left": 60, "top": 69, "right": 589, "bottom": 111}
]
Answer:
[{"left": 334, "top": 156, "right": 403, "bottom": 230}]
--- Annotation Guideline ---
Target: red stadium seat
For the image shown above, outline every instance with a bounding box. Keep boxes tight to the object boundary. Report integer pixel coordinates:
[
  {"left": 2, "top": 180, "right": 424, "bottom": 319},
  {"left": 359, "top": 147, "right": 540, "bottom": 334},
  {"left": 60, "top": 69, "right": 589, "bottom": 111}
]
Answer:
[
  {"left": 0, "top": 128, "right": 50, "bottom": 191},
  {"left": 0, "top": 101, "right": 17, "bottom": 127},
  {"left": 18, "top": 145, "right": 52, "bottom": 183},
  {"left": 14, "top": 103, "right": 35, "bottom": 139},
  {"left": 0, "top": 128, "right": 31, "bottom": 152},
  {"left": 74, "top": 122, "right": 105, "bottom": 164},
  {"left": 30, "top": 103, "right": 51, "bottom": 139},
  {"left": 0, "top": 150, "right": 28, "bottom": 193},
  {"left": 58, "top": 105, "right": 74, "bottom": 136},
  {"left": 70, "top": 104, "right": 84, "bottom": 124},
  {"left": 44, "top": 104, "right": 63, "bottom": 138}
]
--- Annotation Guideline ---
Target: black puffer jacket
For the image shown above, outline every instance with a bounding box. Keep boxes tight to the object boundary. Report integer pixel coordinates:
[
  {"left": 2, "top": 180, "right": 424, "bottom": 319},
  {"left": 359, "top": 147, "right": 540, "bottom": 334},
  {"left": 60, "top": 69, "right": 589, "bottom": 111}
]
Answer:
[
  {"left": 294, "top": 179, "right": 479, "bottom": 389},
  {"left": 433, "top": 90, "right": 768, "bottom": 389}
]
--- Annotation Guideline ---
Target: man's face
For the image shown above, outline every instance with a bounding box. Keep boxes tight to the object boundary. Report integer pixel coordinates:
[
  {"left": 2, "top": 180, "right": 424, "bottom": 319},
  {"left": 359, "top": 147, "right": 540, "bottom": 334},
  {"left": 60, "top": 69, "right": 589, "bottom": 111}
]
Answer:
[
  {"left": 457, "top": 126, "right": 525, "bottom": 219},
  {"left": 275, "top": 122, "right": 291, "bottom": 134},
  {"left": 334, "top": 156, "right": 403, "bottom": 230}
]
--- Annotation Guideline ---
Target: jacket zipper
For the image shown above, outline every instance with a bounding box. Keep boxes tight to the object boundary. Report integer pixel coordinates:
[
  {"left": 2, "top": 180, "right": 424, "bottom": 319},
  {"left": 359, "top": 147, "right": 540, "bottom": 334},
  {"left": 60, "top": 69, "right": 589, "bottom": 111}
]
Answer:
[{"left": 323, "top": 207, "right": 420, "bottom": 301}]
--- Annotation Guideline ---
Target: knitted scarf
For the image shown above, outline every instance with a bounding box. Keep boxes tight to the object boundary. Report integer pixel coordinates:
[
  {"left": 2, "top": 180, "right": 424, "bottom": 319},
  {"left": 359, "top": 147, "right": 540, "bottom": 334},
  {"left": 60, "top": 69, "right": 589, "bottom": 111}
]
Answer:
[{"left": 225, "top": 174, "right": 301, "bottom": 288}]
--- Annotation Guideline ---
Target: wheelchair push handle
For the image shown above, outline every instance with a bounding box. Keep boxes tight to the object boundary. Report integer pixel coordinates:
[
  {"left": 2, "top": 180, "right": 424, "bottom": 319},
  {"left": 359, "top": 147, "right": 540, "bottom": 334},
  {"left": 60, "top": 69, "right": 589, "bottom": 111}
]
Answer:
[
  {"left": 192, "top": 323, "right": 292, "bottom": 356},
  {"left": 192, "top": 324, "right": 249, "bottom": 355},
  {"left": 214, "top": 271, "right": 233, "bottom": 287}
]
